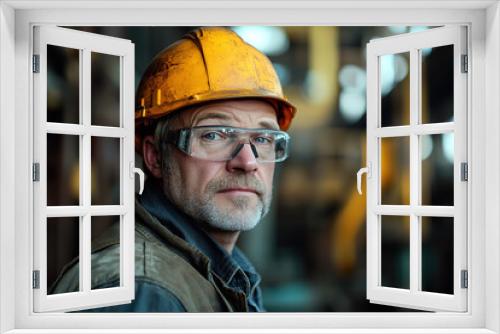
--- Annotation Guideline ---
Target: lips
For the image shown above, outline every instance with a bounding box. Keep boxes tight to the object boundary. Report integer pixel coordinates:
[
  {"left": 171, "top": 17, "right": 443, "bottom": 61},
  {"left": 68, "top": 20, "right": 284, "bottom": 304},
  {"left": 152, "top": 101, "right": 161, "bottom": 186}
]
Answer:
[
  {"left": 218, "top": 188, "right": 259, "bottom": 195},
  {"left": 207, "top": 176, "right": 265, "bottom": 197}
]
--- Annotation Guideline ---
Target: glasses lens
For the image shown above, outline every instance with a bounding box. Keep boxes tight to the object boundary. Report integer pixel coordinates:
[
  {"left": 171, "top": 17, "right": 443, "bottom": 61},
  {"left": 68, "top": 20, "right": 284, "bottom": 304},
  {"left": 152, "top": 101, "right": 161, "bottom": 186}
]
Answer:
[
  {"left": 189, "top": 127, "right": 237, "bottom": 161},
  {"left": 181, "top": 126, "right": 289, "bottom": 162},
  {"left": 250, "top": 132, "right": 288, "bottom": 162}
]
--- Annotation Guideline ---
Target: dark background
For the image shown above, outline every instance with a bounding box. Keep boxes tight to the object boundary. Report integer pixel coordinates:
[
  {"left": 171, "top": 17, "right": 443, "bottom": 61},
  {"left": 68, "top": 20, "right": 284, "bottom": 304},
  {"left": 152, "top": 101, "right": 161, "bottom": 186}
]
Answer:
[{"left": 46, "top": 26, "right": 454, "bottom": 312}]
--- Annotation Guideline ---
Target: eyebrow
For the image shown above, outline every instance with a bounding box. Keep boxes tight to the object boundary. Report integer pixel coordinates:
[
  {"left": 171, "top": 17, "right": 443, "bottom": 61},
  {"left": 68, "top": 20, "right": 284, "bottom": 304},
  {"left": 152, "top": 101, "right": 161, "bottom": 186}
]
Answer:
[
  {"left": 258, "top": 120, "right": 280, "bottom": 131},
  {"left": 193, "top": 112, "right": 231, "bottom": 125},
  {"left": 194, "top": 112, "right": 280, "bottom": 131}
]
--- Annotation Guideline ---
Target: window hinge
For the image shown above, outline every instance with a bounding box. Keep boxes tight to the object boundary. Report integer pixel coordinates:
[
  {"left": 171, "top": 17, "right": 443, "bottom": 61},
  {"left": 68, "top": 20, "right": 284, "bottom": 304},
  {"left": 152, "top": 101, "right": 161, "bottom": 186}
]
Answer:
[
  {"left": 32, "top": 54, "right": 40, "bottom": 73},
  {"left": 461, "top": 270, "right": 468, "bottom": 289},
  {"left": 33, "top": 163, "right": 40, "bottom": 182},
  {"left": 461, "top": 162, "right": 468, "bottom": 181},
  {"left": 461, "top": 54, "right": 468, "bottom": 73},
  {"left": 33, "top": 270, "right": 40, "bottom": 289}
]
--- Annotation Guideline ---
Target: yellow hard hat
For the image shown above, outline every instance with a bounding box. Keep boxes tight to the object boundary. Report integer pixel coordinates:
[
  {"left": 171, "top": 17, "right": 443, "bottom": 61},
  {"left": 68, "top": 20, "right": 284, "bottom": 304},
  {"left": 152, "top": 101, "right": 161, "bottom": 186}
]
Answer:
[{"left": 135, "top": 27, "right": 296, "bottom": 150}]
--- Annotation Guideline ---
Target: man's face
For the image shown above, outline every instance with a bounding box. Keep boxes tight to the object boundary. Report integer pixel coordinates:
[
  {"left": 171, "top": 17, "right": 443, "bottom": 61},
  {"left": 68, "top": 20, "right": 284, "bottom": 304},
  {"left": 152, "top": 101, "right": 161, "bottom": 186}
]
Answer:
[{"left": 161, "top": 99, "right": 278, "bottom": 232}]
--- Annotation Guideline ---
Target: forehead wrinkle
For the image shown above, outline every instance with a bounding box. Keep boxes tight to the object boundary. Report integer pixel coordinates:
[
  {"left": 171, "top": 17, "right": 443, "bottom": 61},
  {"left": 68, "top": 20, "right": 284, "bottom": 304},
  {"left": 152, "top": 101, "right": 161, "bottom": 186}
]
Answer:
[
  {"left": 183, "top": 101, "right": 279, "bottom": 128},
  {"left": 191, "top": 112, "right": 232, "bottom": 126},
  {"left": 193, "top": 112, "right": 279, "bottom": 130}
]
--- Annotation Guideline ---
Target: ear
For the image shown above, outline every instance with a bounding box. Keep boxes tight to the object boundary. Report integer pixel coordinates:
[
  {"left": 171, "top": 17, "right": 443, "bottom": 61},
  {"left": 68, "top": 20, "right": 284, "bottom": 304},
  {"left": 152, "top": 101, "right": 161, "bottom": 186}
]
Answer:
[{"left": 142, "top": 135, "right": 163, "bottom": 178}]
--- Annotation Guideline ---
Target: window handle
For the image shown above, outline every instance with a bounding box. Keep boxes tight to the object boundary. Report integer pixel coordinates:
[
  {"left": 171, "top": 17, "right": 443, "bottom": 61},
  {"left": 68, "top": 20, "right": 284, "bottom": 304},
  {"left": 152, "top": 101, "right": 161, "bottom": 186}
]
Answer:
[
  {"left": 357, "top": 163, "right": 371, "bottom": 195},
  {"left": 130, "top": 162, "right": 145, "bottom": 195}
]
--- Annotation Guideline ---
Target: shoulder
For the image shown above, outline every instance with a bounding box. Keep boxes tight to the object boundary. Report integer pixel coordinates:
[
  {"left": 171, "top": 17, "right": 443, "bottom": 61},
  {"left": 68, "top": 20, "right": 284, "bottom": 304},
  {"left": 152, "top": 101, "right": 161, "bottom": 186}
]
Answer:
[
  {"left": 52, "top": 219, "right": 226, "bottom": 312},
  {"left": 92, "top": 227, "right": 224, "bottom": 312},
  {"left": 87, "top": 279, "right": 187, "bottom": 312}
]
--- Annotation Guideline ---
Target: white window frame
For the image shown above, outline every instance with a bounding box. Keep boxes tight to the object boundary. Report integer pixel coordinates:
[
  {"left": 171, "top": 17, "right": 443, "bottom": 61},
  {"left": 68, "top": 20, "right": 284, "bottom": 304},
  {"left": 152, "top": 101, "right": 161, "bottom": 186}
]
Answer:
[
  {"left": 32, "top": 26, "right": 136, "bottom": 312},
  {"left": 0, "top": 1, "right": 499, "bottom": 333},
  {"left": 365, "top": 26, "right": 468, "bottom": 312}
]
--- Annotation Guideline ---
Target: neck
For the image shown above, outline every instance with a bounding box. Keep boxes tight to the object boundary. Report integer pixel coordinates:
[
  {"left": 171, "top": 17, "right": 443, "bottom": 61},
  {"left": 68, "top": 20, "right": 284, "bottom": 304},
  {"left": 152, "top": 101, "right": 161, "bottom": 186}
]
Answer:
[{"left": 205, "top": 229, "right": 240, "bottom": 254}]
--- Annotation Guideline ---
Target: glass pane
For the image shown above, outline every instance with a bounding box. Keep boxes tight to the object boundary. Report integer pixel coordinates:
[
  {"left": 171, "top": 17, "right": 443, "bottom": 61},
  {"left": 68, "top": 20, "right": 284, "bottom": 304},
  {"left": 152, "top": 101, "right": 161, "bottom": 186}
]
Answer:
[
  {"left": 381, "top": 136, "right": 410, "bottom": 205},
  {"left": 47, "top": 217, "right": 80, "bottom": 295},
  {"left": 421, "top": 134, "right": 454, "bottom": 206},
  {"left": 47, "top": 134, "right": 80, "bottom": 206},
  {"left": 380, "top": 52, "right": 410, "bottom": 127},
  {"left": 91, "top": 137, "right": 120, "bottom": 205},
  {"left": 91, "top": 52, "right": 121, "bottom": 127},
  {"left": 47, "top": 45, "right": 80, "bottom": 124},
  {"left": 421, "top": 217, "right": 454, "bottom": 294},
  {"left": 421, "top": 45, "right": 454, "bottom": 124},
  {"left": 381, "top": 215, "right": 410, "bottom": 289},
  {"left": 91, "top": 216, "right": 120, "bottom": 290}
]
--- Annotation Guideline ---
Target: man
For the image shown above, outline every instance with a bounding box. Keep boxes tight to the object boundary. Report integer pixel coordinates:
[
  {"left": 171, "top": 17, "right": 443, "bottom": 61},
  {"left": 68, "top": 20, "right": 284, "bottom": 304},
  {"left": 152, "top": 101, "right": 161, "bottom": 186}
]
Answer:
[{"left": 51, "top": 27, "right": 296, "bottom": 312}]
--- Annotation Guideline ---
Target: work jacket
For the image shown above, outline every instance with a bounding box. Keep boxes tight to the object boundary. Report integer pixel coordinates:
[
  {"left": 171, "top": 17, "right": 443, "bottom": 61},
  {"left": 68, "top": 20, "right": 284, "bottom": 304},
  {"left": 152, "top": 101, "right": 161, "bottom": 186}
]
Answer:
[{"left": 51, "top": 182, "right": 264, "bottom": 312}]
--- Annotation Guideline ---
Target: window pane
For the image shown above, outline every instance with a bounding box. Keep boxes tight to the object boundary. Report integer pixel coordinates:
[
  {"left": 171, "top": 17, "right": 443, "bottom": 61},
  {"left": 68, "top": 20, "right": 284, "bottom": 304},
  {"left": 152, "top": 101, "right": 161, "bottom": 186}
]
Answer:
[
  {"left": 421, "top": 45, "right": 454, "bottom": 124},
  {"left": 381, "top": 137, "right": 410, "bottom": 205},
  {"left": 381, "top": 215, "right": 410, "bottom": 289},
  {"left": 47, "top": 134, "right": 80, "bottom": 206},
  {"left": 421, "top": 217, "right": 454, "bottom": 294},
  {"left": 47, "top": 217, "right": 80, "bottom": 295},
  {"left": 91, "top": 137, "right": 120, "bottom": 205},
  {"left": 47, "top": 45, "right": 80, "bottom": 124},
  {"left": 91, "top": 216, "right": 120, "bottom": 290},
  {"left": 91, "top": 52, "right": 121, "bottom": 127},
  {"left": 421, "top": 133, "right": 454, "bottom": 206},
  {"left": 380, "top": 52, "right": 410, "bottom": 127}
]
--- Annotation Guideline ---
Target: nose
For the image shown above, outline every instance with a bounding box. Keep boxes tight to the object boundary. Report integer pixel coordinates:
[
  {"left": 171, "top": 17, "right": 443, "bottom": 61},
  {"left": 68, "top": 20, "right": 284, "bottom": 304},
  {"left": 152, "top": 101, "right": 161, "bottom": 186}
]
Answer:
[{"left": 226, "top": 143, "right": 258, "bottom": 173}]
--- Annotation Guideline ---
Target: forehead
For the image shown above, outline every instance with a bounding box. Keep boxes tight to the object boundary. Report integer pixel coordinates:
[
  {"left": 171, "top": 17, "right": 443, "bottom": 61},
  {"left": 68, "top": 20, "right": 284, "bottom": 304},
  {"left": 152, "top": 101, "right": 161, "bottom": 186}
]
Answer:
[{"left": 176, "top": 99, "right": 279, "bottom": 130}]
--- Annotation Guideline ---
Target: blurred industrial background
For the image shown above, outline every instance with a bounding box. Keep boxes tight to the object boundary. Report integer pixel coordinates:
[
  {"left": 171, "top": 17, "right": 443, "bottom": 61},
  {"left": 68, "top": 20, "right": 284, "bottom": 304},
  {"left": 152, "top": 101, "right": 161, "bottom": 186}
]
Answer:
[{"left": 46, "top": 26, "right": 454, "bottom": 312}]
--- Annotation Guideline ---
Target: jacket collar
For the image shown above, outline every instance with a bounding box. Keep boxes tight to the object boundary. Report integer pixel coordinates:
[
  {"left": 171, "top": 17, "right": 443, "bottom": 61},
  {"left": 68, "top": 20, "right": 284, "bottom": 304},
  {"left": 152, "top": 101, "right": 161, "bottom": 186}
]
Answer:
[{"left": 139, "top": 179, "right": 261, "bottom": 290}]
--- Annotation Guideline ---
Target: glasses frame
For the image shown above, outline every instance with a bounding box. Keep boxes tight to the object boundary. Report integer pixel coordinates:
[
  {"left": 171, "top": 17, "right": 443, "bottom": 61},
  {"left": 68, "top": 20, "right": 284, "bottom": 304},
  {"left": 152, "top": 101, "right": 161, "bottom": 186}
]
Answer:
[{"left": 164, "top": 125, "right": 291, "bottom": 163}]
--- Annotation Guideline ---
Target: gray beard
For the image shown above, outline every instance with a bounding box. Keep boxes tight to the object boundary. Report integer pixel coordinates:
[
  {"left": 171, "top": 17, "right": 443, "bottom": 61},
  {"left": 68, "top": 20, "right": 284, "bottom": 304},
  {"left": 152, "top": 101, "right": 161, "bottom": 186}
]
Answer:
[
  {"left": 162, "top": 161, "right": 271, "bottom": 232},
  {"left": 183, "top": 192, "right": 266, "bottom": 232}
]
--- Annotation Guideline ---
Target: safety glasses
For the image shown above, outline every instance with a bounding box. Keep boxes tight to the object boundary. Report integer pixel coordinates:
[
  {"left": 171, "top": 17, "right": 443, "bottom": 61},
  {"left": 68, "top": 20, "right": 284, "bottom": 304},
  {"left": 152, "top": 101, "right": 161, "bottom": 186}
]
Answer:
[{"left": 164, "top": 126, "right": 290, "bottom": 163}]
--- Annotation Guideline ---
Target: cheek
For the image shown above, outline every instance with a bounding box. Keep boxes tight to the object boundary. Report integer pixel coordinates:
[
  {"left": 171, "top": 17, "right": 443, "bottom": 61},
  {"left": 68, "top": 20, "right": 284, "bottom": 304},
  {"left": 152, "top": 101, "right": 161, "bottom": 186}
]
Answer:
[
  {"left": 260, "top": 164, "right": 275, "bottom": 190},
  {"left": 175, "top": 158, "right": 225, "bottom": 192}
]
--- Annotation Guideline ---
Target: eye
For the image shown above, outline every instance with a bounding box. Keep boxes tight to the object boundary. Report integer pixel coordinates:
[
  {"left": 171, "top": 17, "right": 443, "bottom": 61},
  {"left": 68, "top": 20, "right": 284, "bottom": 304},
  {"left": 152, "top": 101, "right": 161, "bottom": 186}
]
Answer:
[
  {"left": 253, "top": 135, "right": 274, "bottom": 145},
  {"left": 201, "top": 131, "right": 226, "bottom": 142}
]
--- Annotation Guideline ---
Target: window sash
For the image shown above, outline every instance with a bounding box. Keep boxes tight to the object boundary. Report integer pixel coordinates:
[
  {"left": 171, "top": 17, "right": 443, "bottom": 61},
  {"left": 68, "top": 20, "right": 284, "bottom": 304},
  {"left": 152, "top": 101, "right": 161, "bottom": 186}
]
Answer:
[
  {"left": 366, "top": 26, "right": 468, "bottom": 312},
  {"left": 32, "top": 26, "right": 135, "bottom": 312}
]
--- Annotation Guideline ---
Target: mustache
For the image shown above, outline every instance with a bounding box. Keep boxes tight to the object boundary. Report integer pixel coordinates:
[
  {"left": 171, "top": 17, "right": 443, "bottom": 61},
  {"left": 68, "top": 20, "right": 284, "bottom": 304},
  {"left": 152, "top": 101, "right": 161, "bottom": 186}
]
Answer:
[{"left": 206, "top": 175, "right": 266, "bottom": 196}]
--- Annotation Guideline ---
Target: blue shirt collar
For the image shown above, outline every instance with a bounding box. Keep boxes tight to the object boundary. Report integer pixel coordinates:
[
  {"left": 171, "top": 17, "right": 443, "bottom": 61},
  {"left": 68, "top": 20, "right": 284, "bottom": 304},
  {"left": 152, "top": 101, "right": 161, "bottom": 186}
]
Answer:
[{"left": 139, "top": 179, "right": 261, "bottom": 292}]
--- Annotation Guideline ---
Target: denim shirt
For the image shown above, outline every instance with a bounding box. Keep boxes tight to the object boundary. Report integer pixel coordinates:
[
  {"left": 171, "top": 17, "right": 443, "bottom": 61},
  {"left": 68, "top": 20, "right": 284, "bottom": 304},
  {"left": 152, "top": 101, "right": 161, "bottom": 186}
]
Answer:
[{"left": 138, "top": 181, "right": 264, "bottom": 312}]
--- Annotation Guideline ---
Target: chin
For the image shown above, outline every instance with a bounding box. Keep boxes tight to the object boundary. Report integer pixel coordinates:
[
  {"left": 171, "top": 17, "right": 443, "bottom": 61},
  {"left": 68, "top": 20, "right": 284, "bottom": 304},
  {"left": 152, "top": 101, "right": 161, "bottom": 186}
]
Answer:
[
  {"left": 207, "top": 210, "right": 262, "bottom": 232},
  {"left": 217, "top": 195, "right": 259, "bottom": 211}
]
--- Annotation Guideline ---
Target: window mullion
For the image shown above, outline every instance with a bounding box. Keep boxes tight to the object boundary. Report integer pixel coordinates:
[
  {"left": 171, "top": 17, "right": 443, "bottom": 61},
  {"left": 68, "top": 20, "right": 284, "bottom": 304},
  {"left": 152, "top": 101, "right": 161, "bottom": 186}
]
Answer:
[
  {"left": 121, "top": 45, "right": 135, "bottom": 293},
  {"left": 81, "top": 48, "right": 92, "bottom": 293},
  {"left": 365, "top": 45, "right": 378, "bottom": 299},
  {"left": 119, "top": 56, "right": 125, "bottom": 288},
  {"left": 410, "top": 214, "right": 420, "bottom": 292},
  {"left": 409, "top": 48, "right": 420, "bottom": 294}
]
